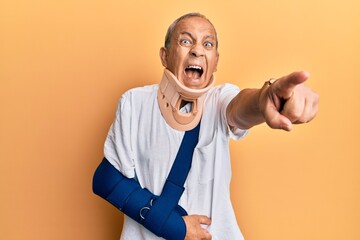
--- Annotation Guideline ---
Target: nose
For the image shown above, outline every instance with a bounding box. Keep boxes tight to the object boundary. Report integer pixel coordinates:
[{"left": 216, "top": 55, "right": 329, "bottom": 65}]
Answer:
[{"left": 190, "top": 43, "right": 205, "bottom": 57}]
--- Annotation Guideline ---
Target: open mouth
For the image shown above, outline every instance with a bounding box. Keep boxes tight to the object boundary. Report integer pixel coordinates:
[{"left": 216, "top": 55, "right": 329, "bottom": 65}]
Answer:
[{"left": 185, "top": 65, "right": 203, "bottom": 79}]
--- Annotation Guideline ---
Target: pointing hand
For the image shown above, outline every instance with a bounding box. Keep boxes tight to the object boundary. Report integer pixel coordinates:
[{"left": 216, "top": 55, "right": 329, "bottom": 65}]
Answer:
[{"left": 259, "top": 71, "right": 319, "bottom": 131}]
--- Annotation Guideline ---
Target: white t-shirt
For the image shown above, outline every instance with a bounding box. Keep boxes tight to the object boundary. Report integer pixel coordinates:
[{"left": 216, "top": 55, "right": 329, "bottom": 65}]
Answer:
[{"left": 104, "top": 83, "right": 247, "bottom": 240}]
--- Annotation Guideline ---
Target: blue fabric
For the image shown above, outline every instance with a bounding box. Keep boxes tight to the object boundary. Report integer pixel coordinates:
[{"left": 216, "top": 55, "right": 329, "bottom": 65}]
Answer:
[
  {"left": 143, "top": 181, "right": 184, "bottom": 235},
  {"left": 166, "top": 121, "right": 201, "bottom": 187},
  {"left": 92, "top": 122, "right": 200, "bottom": 239},
  {"left": 93, "top": 159, "right": 187, "bottom": 239},
  {"left": 144, "top": 121, "right": 201, "bottom": 236}
]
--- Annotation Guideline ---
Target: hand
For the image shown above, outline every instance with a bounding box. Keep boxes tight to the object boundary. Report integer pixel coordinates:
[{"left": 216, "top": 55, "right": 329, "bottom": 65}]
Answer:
[
  {"left": 259, "top": 71, "right": 319, "bottom": 131},
  {"left": 183, "top": 215, "right": 212, "bottom": 240}
]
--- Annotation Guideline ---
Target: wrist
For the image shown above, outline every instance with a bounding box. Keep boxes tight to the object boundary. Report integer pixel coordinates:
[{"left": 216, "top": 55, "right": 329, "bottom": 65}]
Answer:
[{"left": 258, "top": 78, "right": 277, "bottom": 117}]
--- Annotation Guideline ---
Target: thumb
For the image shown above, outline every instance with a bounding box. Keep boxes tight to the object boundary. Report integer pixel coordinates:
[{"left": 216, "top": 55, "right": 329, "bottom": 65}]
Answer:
[
  {"left": 273, "top": 71, "right": 309, "bottom": 99},
  {"left": 263, "top": 99, "right": 293, "bottom": 131}
]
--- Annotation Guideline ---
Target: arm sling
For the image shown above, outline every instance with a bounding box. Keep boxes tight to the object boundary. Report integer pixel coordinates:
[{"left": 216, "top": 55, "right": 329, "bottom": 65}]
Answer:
[{"left": 93, "top": 122, "right": 201, "bottom": 239}]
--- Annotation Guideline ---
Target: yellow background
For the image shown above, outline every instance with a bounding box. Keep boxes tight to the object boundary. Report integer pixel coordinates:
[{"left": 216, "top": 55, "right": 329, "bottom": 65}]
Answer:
[{"left": 1, "top": 0, "right": 359, "bottom": 239}]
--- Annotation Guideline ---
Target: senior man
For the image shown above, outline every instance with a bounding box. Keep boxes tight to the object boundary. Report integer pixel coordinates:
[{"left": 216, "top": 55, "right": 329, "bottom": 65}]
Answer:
[{"left": 93, "top": 13, "right": 319, "bottom": 240}]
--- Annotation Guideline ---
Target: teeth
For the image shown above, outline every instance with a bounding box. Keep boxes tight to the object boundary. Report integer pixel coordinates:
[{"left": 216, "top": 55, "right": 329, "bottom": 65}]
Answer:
[{"left": 187, "top": 65, "right": 202, "bottom": 70}]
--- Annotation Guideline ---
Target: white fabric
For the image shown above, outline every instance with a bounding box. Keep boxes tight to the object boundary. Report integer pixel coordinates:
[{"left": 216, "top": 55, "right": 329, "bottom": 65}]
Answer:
[{"left": 104, "top": 83, "right": 248, "bottom": 240}]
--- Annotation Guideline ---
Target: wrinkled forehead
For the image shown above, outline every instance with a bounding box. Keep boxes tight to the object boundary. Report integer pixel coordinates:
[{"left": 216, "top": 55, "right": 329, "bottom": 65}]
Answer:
[{"left": 172, "top": 16, "right": 217, "bottom": 39}]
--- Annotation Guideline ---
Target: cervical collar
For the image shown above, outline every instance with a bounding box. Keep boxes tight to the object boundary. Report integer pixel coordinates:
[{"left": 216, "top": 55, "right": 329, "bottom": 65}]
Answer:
[{"left": 157, "top": 69, "right": 215, "bottom": 131}]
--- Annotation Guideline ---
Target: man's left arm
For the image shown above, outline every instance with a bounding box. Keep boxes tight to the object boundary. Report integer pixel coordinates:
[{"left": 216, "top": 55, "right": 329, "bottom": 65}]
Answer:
[{"left": 226, "top": 71, "right": 319, "bottom": 131}]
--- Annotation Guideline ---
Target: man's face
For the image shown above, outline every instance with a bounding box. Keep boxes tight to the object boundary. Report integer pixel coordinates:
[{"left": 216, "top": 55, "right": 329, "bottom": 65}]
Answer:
[{"left": 160, "top": 16, "right": 219, "bottom": 89}]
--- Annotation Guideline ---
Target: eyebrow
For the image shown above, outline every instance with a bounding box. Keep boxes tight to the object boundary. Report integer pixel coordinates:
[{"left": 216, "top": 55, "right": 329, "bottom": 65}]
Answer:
[
  {"left": 179, "top": 32, "right": 216, "bottom": 41},
  {"left": 179, "top": 32, "right": 194, "bottom": 39}
]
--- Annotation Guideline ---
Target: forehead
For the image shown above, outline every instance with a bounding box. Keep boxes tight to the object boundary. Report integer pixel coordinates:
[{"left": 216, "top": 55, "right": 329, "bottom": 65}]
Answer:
[{"left": 173, "top": 16, "right": 216, "bottom": 38}]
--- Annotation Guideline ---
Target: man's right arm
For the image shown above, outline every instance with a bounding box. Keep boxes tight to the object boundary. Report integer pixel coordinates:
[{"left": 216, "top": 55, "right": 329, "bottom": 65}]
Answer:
[{"left": 93, "top": 158, "right": 188, "bottom": 240}]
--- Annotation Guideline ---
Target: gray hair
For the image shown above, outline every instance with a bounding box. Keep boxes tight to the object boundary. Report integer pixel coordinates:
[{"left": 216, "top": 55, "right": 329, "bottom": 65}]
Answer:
[{"left": 164, "top": 12, "right": 218, "bottom": 49}]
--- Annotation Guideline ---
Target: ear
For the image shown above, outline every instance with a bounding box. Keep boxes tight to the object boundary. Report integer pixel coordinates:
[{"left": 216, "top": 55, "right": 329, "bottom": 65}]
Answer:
[{"left": 159, "top": 47, "right": 168, "bottom": 68}]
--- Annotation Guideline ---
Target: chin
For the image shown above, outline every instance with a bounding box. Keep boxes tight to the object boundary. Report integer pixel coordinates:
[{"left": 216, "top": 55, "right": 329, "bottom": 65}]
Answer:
[{"left": 184, "top": 80, "right": 205, "bottom": 89}]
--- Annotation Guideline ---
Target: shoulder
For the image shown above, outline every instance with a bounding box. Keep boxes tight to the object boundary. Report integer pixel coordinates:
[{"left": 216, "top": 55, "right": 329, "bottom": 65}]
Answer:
[
  {"left": 205, "top": 83, "right": 240, "bottom": 102},
  {"left": 114, "top": 84, "right": 159, "bottom": 114},
  {"left": 120, "top": 84, "right": 159, "bottom": 104},
  {"left": 207, "top": 83, "right": 240, "bottom": 95},
  {"left": 122, "top": 84, "right": 159, "bottom": 98}
]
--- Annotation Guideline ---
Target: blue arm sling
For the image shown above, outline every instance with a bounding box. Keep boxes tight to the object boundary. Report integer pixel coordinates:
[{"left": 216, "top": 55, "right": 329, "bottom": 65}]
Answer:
[{"left": 93, "top": 122, "right": 201, "bottom": 240}]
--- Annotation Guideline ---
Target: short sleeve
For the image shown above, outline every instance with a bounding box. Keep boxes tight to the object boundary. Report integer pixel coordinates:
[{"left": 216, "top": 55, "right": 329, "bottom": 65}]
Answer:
[
  {"left": 218, "top": 84, "right": 249, "bottom": 140},
  {"left": 104, "top": 93, "right": 135, "bottom": 178}
]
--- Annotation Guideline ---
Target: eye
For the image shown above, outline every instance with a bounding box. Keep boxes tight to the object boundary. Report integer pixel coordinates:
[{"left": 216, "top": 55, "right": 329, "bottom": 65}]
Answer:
[
  {"left": 180, "top": 39, "right": 191, "bottom": 45},
  {"left": 204, "top": 41, "right": 214, "bottom": 48}
]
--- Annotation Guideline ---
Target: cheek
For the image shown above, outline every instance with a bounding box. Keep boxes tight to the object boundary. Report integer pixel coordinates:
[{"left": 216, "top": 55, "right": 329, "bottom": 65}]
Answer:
[
  {"left": 207, "top": 58, "right": 218, "bottom": 72},
  {"left": 169, "top": 49, "right": 182, "bottom": 61},
  {"left": 207, "top": 51, "right": 218, "bottom": 63}
]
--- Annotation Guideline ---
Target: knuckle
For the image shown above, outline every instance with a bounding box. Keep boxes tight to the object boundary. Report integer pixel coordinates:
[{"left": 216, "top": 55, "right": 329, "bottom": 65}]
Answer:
[
  {"left": 203, "top": 232, "right": 212, "bottom": 240},
  {"left": 283, "top": 108, "right": 302, "bottom": 122},
  {"left": 296, "top": 116, "right": 308, "bottom": 124}
]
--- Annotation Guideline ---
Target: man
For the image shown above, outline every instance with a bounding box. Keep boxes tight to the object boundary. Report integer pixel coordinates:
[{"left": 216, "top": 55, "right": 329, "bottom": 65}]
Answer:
[{"left": 93, "top": 13, "right": 319, "bottom": 240}]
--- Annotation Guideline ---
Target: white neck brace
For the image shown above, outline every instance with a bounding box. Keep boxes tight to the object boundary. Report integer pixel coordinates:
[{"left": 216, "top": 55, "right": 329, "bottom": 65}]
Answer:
[{"left": 157, "top": 69, "right": 215, "bottom": 131}]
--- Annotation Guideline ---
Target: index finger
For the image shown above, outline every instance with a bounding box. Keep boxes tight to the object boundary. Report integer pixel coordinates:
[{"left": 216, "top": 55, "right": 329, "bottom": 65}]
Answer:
[{"left": 273, "top": 71, "right": 310, "bottom": 99}]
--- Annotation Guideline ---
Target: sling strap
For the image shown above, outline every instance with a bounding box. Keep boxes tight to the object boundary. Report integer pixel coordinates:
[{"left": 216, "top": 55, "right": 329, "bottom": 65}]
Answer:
[
  {"left": 143, "top": 121, "right": 201, "bottom": 237},
  {"left": 93, "top": 122, "right": 201, "bottom": 240}
]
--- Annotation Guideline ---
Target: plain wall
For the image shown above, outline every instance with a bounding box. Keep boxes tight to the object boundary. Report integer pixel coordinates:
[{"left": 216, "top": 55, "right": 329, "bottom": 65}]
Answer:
[{"left": 1, "top": 0, "right": 359, "bottom": 239}]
